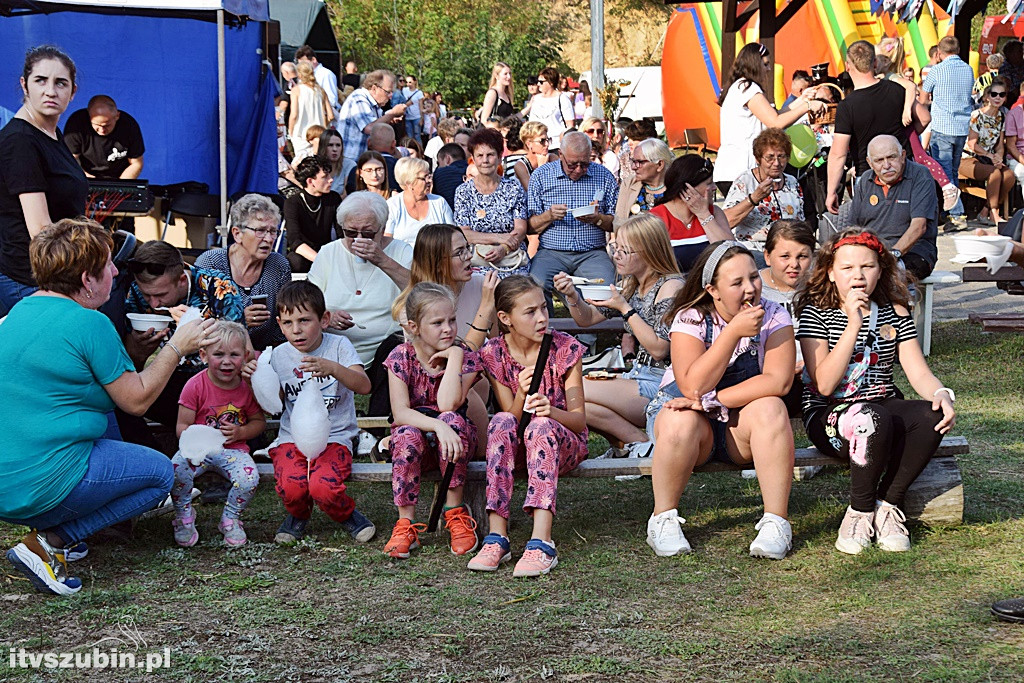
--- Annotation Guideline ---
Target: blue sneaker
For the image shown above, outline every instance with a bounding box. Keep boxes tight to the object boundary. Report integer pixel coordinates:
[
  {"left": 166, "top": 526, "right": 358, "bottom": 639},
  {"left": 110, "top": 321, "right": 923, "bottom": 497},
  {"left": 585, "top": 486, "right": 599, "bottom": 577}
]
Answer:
[
  {"left": 340, "top": 509, "right": 376, "bottom": 543},
  {"left": 274, "top": 514, "right": 309, "bottom": 544},
  {"left": 6, "top": 531, "right": 82, "bottom": 595},
  {"left": 66, "top": 542, "right": 89, "bottom": 562}
]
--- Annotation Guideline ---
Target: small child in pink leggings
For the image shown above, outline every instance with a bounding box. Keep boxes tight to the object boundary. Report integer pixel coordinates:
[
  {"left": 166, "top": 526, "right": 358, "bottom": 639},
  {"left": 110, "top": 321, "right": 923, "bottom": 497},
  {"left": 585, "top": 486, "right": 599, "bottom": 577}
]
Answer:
[
  {"left": 383, "top": 282, "right": 482, "bottom": 560},
  {"left": 468, "top": 275, "right": 588, "bottom": 577}
]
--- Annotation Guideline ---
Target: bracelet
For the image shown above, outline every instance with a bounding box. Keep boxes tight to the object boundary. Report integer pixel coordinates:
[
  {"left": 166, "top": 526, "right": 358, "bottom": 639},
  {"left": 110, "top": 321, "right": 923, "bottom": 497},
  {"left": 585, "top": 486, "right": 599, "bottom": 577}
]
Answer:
[
  {"left": 699, "top": 213, "right": 715, "bottom": 226},
  {"left": 934, "top": 387, "right": 956, "bottom": 402},
  {"left": 568, "top": 299, "right": 580, "bottom": 308},
  {"left": 748, "top": 194, "right": 758, "bottom": 206},
  {"left": 468, "top": 323, "right": 489, "bottom": 333},
  {"left": 165, "top": 341, "right": 183, "bottom": 360},
  {"left": 623, "top": 307, "right": 639, "bottom": 321}
]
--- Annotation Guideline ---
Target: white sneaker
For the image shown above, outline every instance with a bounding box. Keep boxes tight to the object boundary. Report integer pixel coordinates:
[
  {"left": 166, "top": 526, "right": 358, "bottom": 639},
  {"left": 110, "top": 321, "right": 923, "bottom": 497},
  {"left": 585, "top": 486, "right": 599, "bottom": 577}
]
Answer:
[
  {"left": 874, "top": 501, "right": 911, "bottom": 552},
  {"left": 749, "top": 513, "right": 792, "bottom": 560},
  {"left": 623, "top": 440, "right": 654, "bottom": 458},
  {"left": 835, "top": 506, "right": 875, "bottom": 555},
  {"left": 356, "top": 430, "right": 378, "bottom": 457},
  {"left": 646, "top": 509, "right": 692, "bottom": 556}
]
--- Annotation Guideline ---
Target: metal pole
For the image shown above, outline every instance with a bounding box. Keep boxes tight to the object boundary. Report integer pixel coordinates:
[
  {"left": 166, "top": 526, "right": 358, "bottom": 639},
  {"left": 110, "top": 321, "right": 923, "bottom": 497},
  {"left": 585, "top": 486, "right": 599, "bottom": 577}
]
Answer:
[
  {"left": 590, "top": 0, "right": 605, "bottom": 120},
  {"left": 217, "top": 9, "right": 228, "bottom": 244}
]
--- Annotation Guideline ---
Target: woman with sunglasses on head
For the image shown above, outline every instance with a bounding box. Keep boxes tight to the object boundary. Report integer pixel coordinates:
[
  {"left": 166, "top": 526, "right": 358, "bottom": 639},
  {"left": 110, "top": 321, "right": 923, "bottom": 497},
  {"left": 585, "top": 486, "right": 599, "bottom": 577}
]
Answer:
[
  {"left": 714, "top": 43, "right": 824, "bottom": 193},
  {"left": 614, "top": 138, "right": 672, "bottom": 228},
  {"left": 960, "top": 77, "right": 1015, "bottom": 225},
  {"left": 513, "top": 121, "right": 558, "bottom": 192},
  {"left": 0, "top": 46, "right": 88, "bottom": 316},
  {"left": 195, "top": 194, "right": 291, "bottom": 349},
  {"left": 650, "top": 155, "right": 733, "bottom": 273},
  {"left": 723, "top": 128, "right": 805, "bottom": 251},
  {"left": 354, "top": 151, "right": 392, "bottom": 199}
]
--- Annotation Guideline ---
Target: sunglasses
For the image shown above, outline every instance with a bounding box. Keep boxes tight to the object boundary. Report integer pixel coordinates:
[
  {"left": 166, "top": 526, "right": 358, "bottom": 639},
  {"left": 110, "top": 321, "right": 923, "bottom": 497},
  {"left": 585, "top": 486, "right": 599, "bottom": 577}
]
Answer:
[
  {"left": 562, "top": 159, "right": 589, "bottom": 170},
  {"left": 341, "top": 228, "right": 379, "bottom": 239},
  {"left": 585, "top": 127, "right": 605, "bottom": 135},
  {"left": 990, "top": 91, "right": 1008, "bottom": 97},
  {"left": 126, "top": 260, "right": 176, "bottom": 277}
]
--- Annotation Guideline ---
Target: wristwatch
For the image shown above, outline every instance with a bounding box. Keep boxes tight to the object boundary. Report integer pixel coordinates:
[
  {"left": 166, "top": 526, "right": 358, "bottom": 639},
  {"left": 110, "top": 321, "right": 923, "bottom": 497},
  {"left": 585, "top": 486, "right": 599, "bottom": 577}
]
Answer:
[{"left": 891, "top": 248, "right": 902, "bottom": 261}]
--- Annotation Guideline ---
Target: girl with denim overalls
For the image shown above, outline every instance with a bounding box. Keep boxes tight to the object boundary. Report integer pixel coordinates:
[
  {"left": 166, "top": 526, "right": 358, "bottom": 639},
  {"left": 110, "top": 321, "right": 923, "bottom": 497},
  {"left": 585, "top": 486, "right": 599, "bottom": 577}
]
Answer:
[{"left": 644, "top": 242, "right": 797, "bottom": 559}]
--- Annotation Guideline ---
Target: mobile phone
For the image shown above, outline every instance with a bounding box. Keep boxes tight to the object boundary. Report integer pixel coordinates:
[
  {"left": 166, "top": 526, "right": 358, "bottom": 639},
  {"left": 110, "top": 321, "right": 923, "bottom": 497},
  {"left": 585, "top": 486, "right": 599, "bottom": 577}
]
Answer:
[{"left": 251, "top": 294, "right": 269, "bottom": 307}]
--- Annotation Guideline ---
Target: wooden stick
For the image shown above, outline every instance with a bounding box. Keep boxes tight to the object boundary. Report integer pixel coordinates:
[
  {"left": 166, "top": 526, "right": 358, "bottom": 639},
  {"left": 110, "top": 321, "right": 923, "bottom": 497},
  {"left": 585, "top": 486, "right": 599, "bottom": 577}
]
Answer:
[{"left": 426, "top": 458, "right": 456, "bottom": 532}]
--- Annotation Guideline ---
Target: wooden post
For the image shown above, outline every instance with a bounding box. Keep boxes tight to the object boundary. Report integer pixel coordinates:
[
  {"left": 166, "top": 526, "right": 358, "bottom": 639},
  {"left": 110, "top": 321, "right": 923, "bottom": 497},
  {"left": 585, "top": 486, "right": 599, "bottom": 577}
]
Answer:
[{"left": 760, "top": 0, "right": 776, "bottom": 103}]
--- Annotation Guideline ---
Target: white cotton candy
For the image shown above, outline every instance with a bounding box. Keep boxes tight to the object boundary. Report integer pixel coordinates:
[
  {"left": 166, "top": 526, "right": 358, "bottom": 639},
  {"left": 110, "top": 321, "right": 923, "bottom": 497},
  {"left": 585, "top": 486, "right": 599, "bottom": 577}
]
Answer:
[
  {"left": 292, "top": 381, "right": 330, "bottom": 460},
  {"left": 178, "top": 306, "right": 203, "bottom": 327},
  {"left": 179, "top": 424, "right": 227, "bottom": 467},
  {"left": 251, "top": 346, "right": 283, "bottom": 414}
]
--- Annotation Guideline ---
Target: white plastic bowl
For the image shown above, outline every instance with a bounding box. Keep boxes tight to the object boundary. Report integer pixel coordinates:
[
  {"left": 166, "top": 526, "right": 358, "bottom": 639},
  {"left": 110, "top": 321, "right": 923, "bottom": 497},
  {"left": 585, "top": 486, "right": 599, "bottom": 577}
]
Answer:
[
  {"left": 578, "top": 284, "right": 616, "bottom": 301},
  {"left": 953, "top": 234, "right": 1011, "bottom": 259},
  {"left": 127, "top": 313, "right": 173, "bottom": 331}
]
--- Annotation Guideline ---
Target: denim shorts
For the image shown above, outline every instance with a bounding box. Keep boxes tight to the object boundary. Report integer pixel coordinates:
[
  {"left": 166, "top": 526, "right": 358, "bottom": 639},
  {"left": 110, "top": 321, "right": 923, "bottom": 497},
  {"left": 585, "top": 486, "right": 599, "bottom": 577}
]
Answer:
[
  {"left": 623, "top": 363, "right": 666, "bottom": 401},
  {"left": 645, "top": 380, "right": 683, "bottom": 441}
]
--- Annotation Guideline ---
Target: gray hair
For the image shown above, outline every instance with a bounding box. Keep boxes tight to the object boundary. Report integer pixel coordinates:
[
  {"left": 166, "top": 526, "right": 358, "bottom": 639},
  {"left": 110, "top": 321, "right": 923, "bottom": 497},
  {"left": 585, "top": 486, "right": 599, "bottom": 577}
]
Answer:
[
  {"left": 230, "top": 193, "right": 281, "bottom": 228},
  {"left": 394, "top": 156, "right": 431, "bottom": 188},
  {"left": 561, "top": 130, "right": 592, "bottom": 154},
  {"left": 634, "top": 138, "right": 673, "bottom": 166},
  {"left": 336, "top": 191, "right": 389, "bottom": 230}
]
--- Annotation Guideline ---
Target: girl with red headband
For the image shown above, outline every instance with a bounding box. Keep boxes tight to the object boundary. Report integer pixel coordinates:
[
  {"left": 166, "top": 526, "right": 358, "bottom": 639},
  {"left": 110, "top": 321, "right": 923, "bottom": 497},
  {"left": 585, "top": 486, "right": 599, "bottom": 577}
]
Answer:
[{"left": 796, "top": 228, "right": 956, "bottom": 555}]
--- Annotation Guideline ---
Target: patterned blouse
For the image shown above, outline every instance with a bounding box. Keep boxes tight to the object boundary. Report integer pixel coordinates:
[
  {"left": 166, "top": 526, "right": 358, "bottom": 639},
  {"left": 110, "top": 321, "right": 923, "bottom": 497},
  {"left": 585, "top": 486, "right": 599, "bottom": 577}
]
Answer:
[
  {"left": 598, "top": 275, "right": 681, "bottom": 342},
  {"left": 723, "top": 170, "right": 804, "bottom": 243},
  {"left": 969, "top": 107, "right": 1006, "bottom": 155},
  {"left": 479, "top": 330, "right": 586, "bottom": 420},
  {"left": 384, "top": 341, "right": 482, "bottom": 412},
  {"left": 453, "top": 176, "right": 530, "bottom": 277}
]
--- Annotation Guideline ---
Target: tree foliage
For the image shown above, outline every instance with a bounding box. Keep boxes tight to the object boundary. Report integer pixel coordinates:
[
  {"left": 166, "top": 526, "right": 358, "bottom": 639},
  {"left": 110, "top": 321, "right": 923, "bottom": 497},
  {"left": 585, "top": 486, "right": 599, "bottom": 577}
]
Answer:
[{"left": 326, "top": 0, "right": 569, "bottom": 110}]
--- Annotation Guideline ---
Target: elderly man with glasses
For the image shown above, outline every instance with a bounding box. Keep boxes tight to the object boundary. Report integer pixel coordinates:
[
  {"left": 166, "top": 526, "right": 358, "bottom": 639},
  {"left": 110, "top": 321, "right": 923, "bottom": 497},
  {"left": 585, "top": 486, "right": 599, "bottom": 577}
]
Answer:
[
  {"left": 527, "top": 131, "right": 619, "bottom": 319},
  {"left": 338, "top": 69, "right": 408, "bottom": 181}
]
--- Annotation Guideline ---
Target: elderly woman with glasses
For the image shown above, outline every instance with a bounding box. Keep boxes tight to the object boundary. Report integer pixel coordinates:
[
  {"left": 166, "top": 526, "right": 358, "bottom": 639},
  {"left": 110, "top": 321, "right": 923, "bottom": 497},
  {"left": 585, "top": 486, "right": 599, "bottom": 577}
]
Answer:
[
  {"left": 308, "top": 191, "right": 413, "bottom": 418},
  {"left": 961, "top": 76, "right": 1015, "bottom": 225},
  {"left": 385, "top": 157, "right": 454, "bottom": 248},
  {"left": 723, "top": 128, "right": 804, "bottom": 250},
  {"left": 195, "top": 194, "right": 291, "bottom": 349},
  {"left": 614, "top": 138, "right": 674, "bottom": 228}
]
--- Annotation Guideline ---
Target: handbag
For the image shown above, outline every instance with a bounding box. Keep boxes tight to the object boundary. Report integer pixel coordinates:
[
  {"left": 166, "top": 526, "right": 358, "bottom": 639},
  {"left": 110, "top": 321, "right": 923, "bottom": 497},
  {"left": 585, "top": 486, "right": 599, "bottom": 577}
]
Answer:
[{"left": 470, "top": 244, "right": 527, "bottom": 272}]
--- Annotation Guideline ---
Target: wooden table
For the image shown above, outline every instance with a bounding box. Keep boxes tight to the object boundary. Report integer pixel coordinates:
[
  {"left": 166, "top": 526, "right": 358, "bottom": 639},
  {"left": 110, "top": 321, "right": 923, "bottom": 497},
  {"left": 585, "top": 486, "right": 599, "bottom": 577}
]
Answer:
[{"left": 962, "top": 263, "right": 1024, "bottom": 332}]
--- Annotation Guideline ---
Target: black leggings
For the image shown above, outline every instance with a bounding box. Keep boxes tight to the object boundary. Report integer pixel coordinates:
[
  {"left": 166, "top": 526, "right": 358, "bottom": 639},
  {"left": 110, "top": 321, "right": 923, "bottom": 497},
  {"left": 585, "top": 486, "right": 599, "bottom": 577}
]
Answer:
[{"left": 805, "top": 398, "right": 944, "bottom": 512}]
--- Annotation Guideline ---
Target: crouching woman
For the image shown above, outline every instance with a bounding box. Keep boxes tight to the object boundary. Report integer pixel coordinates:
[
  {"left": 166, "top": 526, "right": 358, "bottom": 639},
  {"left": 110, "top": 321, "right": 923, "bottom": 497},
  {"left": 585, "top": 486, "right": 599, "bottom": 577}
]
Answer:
[
  {"left": 645, "top": 241, "right": 797, "bottom": 559},
  {"left": 0, "top": 218, "right": 217, "bottom": 595}
]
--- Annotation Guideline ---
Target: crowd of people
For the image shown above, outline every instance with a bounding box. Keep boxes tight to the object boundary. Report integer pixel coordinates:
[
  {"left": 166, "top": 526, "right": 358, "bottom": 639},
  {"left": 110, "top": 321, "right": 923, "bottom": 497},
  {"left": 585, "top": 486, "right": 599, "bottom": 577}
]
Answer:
[{"left": 2, "top": 39, "right": 1024, "bottom": 611}]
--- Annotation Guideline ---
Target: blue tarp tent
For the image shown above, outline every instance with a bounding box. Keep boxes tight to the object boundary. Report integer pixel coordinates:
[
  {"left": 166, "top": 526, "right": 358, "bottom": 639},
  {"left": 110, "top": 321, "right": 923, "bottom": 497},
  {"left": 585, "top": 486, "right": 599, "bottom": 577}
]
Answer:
[{"left": 0, "top": 0, "right": 278, "bottom": 223}]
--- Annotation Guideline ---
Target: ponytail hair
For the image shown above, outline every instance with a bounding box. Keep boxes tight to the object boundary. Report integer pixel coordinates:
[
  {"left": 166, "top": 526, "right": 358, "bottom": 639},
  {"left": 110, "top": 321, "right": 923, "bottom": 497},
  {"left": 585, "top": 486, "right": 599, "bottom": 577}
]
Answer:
[{"left": 493, "top": 274, "right": 544, "bottom": 334}]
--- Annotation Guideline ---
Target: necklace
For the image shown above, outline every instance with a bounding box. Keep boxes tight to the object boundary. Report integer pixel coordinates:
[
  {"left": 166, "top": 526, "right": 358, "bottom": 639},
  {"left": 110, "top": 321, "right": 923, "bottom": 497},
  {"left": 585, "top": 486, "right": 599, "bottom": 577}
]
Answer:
[
  {"left": 300, "top": 193, "right": 322, "bottom": 214},
  {"left": 22, "top": 107, "right": 58, "bottom": 139},
  {"left": 351, "top": 254, "right": 375, "bottom": 295},
  {"left": 644, "top": 182, "right": 666, "bottom": 193}
]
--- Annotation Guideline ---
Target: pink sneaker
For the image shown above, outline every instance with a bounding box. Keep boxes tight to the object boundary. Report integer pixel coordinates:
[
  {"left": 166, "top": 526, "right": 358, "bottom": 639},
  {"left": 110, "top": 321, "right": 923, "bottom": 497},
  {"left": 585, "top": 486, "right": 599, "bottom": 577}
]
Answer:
[
  {"left": 172, "top": 514, "right": 198, "bottom": 547},
  {"left": 467, "top": 533, "right": 511, "bottom": 572},
  {"left": 512, "top": 539, "right": 558, "bottom": 577},
  {"left": 219, "top": 518, "right": 247, "bottom": 547}
]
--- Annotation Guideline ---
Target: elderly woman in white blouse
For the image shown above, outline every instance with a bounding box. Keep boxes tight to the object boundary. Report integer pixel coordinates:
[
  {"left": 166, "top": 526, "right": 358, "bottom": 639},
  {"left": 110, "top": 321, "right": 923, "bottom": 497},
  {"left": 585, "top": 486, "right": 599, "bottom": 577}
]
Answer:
[
  {"left": 384, "top": 157, "right": 454, "bottom": 247},
  {"left": 308, "top": 191, "right": 412, "bottom": 417}
]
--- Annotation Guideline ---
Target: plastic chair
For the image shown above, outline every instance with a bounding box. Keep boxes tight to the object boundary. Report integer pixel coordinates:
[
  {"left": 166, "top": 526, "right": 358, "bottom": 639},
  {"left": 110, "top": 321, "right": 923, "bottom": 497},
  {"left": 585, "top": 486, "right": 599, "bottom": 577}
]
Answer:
[
  {"left": 161, "top": 191, "right": 222, "bottom": 244},
  {"left": 681, "top": 128, "right": 715, "bottom": 157}
]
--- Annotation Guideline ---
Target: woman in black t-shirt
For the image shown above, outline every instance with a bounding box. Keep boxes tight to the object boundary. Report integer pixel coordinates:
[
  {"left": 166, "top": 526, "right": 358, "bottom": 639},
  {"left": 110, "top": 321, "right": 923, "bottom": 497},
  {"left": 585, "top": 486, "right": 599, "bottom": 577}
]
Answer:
[
  {"left": 0, "top": 46, "right": 88, "bottom": 315},
  {"left": 284, "top": 155, "right": 343, "bottom": 273}
]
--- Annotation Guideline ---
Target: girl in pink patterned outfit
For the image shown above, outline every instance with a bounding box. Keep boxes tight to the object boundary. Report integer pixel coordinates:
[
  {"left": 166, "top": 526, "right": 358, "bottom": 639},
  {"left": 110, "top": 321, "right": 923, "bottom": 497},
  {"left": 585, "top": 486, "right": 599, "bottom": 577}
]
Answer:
[
  {"left": 468, "top": 275, "right": 588, "bottom": 577},
  {"left": 383, "top": 282, "right": 482, "bottom": 560}
]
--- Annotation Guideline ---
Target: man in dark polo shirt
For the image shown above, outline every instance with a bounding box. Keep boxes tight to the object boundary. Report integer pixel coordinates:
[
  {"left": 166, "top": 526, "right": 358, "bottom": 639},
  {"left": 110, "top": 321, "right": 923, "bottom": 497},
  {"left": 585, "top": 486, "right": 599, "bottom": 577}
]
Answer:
[
  {"left": 826, "top": 40, "right": 930, "bottom": 213},
  {"left": 64, "top": 95, "right": 145, "bottom": 179},
  {"left": 431, "top": 143, "right": 469, "bottom": 210},
  {"left": 848, "top": 135, "right": 937, "bottom": 280}
]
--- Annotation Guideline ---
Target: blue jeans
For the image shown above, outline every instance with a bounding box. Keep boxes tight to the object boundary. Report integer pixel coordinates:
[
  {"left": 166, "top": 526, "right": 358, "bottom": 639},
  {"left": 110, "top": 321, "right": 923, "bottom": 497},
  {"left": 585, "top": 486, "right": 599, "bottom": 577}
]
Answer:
[
  {"left": 529, "top": 247, "right": 617, "bottom": 347},
  {"left": 1, "top": 438, "right": 172, "bottom": 545},
  {"left": 0, "top": 273, "right": 37, "bottom": 317},
  {"left": 405, "top": 117, "right": 422, "bottom": 143},
  {"left": 929, "top": 132, "right": 967, "bottom": 217}
]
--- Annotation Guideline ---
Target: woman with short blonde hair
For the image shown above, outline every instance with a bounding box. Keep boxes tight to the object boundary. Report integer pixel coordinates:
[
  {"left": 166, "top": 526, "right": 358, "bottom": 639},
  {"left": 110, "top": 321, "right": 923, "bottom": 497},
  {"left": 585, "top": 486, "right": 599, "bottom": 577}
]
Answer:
[{"left": 385, "top": 157, "right": 455, "bottom": 247}]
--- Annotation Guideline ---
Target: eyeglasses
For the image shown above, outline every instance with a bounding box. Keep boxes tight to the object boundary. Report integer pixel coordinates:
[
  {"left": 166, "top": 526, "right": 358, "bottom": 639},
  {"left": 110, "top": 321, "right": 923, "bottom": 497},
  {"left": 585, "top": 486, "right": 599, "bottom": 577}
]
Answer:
[
  {"left": 126, "top": 260, "right": 175, "bottom": 277},
  {"left": 240, "top": 225, "right": 280, "bottom": 240},
  {"left": 761, "top": 153, "right": 788, "bottom": 164},
  {"left": 562, "top": 159, "right": 590, "bottom": 170},
  {"left": 630, "top": 157, "right": 651, "bottom": 168},
  {"left": 990, "top": 91, "right": 1008, "bottom": 97},
  {"left": 609, "top": 243, "right": 637, "bottom": 257},
  {"left": 531, "top": 137, "right": 551, "bottom": 145},
  {"left": 414, "top": 174, "right": 433, "bottom": 183},
  {"left": 451, "top": 246, "right": 473, "bottom": 261},
  {"left": 341, "top": 228, "right": 380, "bottom": 239},
  {"left": 360, "top": 166, "right": 386, "bottom": 175},
  {"left": 375, "top": 84, "right": 394, "bottom": 95},
  {"left": 585, "top": 127, "right": 605, "bottom": 135}
]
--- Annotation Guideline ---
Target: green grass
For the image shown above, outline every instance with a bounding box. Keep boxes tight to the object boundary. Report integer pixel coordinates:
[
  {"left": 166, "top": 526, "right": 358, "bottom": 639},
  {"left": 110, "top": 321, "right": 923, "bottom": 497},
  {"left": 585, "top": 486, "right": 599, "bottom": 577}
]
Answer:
[{"left": 2, "top": 321, "right": 1024, "bottom": 681}]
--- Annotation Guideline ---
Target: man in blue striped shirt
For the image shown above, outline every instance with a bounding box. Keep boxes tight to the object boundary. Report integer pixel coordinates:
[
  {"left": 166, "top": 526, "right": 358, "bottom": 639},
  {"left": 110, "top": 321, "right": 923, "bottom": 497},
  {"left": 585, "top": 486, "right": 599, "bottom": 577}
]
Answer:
[
  {"left": 923, "top": 37, "right": 975, "bottom": 229},
  {"left": 527, "top": 131, "right": 619, "bottom": 312}
]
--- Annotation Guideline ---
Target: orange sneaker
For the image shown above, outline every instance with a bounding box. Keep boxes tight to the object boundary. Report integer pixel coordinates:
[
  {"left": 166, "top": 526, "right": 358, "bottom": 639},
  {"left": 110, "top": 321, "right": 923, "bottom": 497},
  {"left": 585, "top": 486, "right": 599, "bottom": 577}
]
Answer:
[
  {"left": 443, "top": 505, "right": 479, "bottom": 555},
  {"left": 383, "top": 518, "right": 427, "bottom": 559}
]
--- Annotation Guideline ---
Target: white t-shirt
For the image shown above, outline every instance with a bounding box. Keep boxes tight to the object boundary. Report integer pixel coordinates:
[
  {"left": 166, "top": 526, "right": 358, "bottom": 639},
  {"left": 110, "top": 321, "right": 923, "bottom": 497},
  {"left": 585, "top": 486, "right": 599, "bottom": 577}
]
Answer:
[
  {"left": 424, "top": 135, "right": 444, "bottom": 163},
  {"left": 601, "top": 149, "right": 620, "bottom": 179},
  {"left": 307, "top": 238, "right": 414, "bottom": 365},
  {"left": 713, "top": 79, "right": 767, "bottom": 184},
  {"left": 403, "top": 87, "right": 425, "bottom": 119},
  {"left": 271, "top": 333, "right": 361, "bottom": 447},
  {"left": 528, "top": 92, "right": 575, "bottom": 148},
  {"left": 385, "top": 192, "right": 455, "bottom": 247}
]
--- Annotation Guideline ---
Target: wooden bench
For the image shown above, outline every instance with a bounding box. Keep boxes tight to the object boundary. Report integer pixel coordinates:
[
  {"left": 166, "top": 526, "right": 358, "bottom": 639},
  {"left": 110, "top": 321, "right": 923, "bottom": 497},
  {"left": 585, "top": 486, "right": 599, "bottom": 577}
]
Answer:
[
  {"left": 252, "top": 435, "right": 968, "bottom": 533},
  {"left": 958, "top": 172, "right": 1012, "bottom": 219}
]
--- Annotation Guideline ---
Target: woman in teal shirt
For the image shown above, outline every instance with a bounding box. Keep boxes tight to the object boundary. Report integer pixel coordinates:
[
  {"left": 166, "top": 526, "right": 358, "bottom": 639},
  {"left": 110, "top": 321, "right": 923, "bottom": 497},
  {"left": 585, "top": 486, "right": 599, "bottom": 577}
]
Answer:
[{"left": 0, "top": 218, "right": 217, "bottom": 595}]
